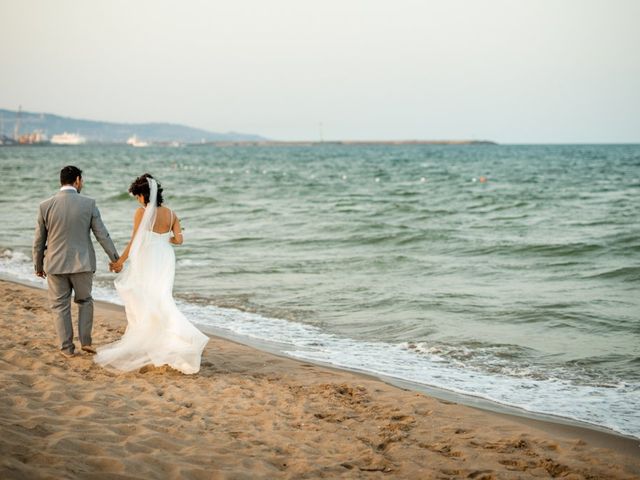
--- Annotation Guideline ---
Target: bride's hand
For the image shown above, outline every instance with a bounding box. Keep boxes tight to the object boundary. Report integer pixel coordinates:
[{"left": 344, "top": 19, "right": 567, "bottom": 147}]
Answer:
[
  {"left": 110, "top": 260, "right": 123, "bottom": 273},
  {"left": 169, "top": 231, "right": 183, "bottom": 245}
]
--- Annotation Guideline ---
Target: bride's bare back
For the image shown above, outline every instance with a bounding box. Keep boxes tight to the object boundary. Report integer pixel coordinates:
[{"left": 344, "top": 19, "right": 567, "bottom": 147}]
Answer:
[
  {"left": 152, "top": 206, "right": 176, "bottom": 234},
  {"left": 111, "top": 204, "right": 183, "bottom": 273}
]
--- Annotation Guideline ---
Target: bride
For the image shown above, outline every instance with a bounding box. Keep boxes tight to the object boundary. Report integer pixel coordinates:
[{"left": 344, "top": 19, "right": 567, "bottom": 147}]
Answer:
[{"left": 95, "top": 173, "right": 208, "bottom": 374}]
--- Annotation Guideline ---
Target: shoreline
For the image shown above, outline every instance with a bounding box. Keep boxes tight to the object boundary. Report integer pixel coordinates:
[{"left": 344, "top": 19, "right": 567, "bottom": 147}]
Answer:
[
  {"left": 200, "top": 322, "right": 640, "bottom": 450},
  {"left": 1, "top": 278, "right": 639, "bottom": 479},
  {"left": 218, "top": 336, "right": 640, "bottom": 457},
  {"left": 5, "top": 276, "right": 640, "bottom": 453}
]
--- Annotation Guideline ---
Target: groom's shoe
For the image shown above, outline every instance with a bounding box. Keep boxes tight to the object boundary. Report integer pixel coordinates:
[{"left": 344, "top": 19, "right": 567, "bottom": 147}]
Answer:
[
  {"left": 60, "top": 349, "right": 76, "bottom": 359},
  {"left": 81, "top": 345, "right": 97, "bottom": 354}
]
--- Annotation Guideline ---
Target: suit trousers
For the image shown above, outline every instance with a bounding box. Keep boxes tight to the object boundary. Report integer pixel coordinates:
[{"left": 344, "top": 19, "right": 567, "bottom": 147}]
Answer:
[{"left": 47, "top": 272, "right": 94, "bottom": 352}]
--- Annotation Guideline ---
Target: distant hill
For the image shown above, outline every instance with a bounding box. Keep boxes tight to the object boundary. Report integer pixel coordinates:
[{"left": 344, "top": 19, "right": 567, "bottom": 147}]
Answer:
[{"left": 0, "top": 108, "right": 267, "bottom": 143}]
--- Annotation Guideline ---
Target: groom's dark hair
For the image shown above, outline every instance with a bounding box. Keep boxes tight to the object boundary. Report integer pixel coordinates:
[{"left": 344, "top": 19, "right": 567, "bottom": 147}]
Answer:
[{"left": 60, "top": 165, "right": 82, "bottom": 185}]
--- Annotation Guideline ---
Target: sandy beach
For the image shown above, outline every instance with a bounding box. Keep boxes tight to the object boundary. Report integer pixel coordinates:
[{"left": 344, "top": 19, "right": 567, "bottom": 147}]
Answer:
[{"left": 0, "top": 279, "right": 638, "bottom": 479}]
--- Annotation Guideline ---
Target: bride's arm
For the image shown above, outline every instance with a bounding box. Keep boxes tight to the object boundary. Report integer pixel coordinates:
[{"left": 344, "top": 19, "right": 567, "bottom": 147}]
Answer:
[
  {"left": 112, "top": 208, "right": 145, "bottom": 270},
  {"left": 169, "top": 213, "right": 183, "bottom": 245}
]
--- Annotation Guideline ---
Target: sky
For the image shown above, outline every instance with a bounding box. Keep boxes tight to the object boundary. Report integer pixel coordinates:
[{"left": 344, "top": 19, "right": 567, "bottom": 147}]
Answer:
[{"left": 1, "top": 0, "right": 639, "bottom": 143}]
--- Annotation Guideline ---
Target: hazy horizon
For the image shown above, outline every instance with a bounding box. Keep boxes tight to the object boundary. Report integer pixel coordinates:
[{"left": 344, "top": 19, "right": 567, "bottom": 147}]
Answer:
[{"left": 1, "top": 0, "right": 639, "bottom": 143}]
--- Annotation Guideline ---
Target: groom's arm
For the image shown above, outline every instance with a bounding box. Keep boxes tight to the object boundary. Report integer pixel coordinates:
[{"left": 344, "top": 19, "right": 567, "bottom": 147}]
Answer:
[
  {"left": 90, "top": 202, "right": 119, "bottom": 262},
  {"left": 33, "top": 204, "right": 47, "bottom": 276}
]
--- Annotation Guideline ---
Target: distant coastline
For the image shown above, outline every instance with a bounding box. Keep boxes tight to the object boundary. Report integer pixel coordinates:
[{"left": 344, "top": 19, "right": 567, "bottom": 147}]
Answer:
[
  {"left": 204, "top": 139, "right": 498, "bottom": 147},
  {"left": 0, "top": 107, "right": 496, "bottom": 147},
  {"left": 0, "top": 107, "right": 266, "bottom": 145},
  {"left": 0, "top": 138, "right": 498, "bottom": 147}
]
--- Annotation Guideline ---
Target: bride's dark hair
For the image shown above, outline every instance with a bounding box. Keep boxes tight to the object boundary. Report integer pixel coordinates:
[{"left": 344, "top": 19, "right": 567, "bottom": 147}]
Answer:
[{"left": 128, "top": 173, "right": 164, "bottom": 206}]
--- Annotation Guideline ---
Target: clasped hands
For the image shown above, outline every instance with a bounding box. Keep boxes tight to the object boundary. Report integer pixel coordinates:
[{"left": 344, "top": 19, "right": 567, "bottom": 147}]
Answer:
[{"left": 109, "top": 260, "right": 123, "bottom": 273}]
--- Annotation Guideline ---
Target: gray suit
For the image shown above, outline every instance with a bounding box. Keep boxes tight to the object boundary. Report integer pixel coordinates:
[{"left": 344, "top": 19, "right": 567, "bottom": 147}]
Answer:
[{"left": 33, "top": 189, "right": 119, "bottom": 353}]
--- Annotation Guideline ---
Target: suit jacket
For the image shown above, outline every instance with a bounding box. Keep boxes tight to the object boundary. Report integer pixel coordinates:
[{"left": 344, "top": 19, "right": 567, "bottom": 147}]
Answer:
[{"left": 33, "top": 189, "right": 119, "bottom": 274}]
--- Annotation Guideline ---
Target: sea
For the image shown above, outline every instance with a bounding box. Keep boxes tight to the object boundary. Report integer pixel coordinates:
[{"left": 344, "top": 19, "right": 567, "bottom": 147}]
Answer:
[{"left": 1, "top": 143, "right": 638, "bottom": 439}]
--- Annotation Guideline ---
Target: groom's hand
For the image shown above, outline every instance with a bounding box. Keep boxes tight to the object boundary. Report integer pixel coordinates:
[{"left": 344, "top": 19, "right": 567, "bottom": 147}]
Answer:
[{"left": 36, "top": 270, "right": 47, "bottom": 278}]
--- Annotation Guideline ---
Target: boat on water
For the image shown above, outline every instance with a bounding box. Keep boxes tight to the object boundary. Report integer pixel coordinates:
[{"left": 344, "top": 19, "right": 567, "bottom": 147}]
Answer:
[
  {"left": 16, "top": 131, "right": 49, "bottom": 145},
  {"left": 126, "top": 135, "right": 149, "bottom": 147},
  {"left": 0, "top": 132, "right": 49, "bottom": 146},
  {"left": 0, "top": 135, "right": 18, "bottom": 146},
  {"left": 51, "top": 132, "right": 86, "bottom": 145}
]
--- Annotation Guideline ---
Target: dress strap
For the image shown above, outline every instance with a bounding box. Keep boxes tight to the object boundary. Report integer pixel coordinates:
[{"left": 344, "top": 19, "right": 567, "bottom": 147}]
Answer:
[{"left": 169, "top": 209, "right": 174, "bottom": 229}]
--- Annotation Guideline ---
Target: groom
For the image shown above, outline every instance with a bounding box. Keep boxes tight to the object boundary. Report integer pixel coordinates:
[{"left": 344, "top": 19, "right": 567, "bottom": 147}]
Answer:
[{"left": 33, "top": 166, "right": 120, "bottom": 358}]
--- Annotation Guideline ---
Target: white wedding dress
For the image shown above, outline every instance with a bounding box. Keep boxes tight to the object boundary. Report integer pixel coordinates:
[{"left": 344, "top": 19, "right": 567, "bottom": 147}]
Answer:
[{"left": 95, "top": 179, "right": 208, "bottom": 374}]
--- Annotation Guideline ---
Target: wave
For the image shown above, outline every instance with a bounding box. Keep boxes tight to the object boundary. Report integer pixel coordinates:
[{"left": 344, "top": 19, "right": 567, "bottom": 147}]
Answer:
[
  {"left": 582, "top": 266, "right": 640, "bottom": 282},
  {"left": 512, "top": 242, "right": 605, "bottom": 257},
  {"left": 171, "top": 194, "right": 219, "bottom": 204},
  {"left": 604, "top": 233, "right": 640, "bottom": 252},
  {"left": 106, "top": 192, "right": 132, "bottom": 201},
  {"left": 438, "top": 241, "right": 606, "bottom": 259}
]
